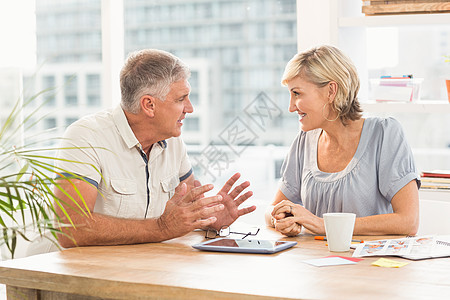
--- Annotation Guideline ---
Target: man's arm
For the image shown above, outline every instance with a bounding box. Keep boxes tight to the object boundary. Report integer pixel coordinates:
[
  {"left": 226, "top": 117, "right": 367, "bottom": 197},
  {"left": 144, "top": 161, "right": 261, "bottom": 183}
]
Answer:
[
  {"left": 54, "top": 178, "right": 224, "bottom": 248},
  {"left": 180, "top": 173, "right": 256, "bottom": 231}
]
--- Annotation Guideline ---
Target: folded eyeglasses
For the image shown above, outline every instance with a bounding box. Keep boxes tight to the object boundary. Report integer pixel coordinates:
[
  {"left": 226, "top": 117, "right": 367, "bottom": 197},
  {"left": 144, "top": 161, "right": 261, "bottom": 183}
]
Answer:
[{"left": 205, "top": 225, "right": 260, "bottom": 239}]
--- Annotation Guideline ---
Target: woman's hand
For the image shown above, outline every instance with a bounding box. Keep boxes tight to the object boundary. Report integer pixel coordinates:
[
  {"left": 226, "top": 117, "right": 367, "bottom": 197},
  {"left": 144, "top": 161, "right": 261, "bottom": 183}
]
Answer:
[
  {"left": 271, "top": 200, "right": 302, "bottom": 236},
  {"left": 272, "top": 200, "right": 326, "bottom": 235}
]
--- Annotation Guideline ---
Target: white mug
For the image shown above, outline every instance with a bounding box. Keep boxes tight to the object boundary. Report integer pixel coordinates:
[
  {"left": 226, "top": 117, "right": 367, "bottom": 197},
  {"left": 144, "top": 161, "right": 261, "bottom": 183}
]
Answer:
[{"left": 323, "top": 213, "right": 356, "bottom": 252}]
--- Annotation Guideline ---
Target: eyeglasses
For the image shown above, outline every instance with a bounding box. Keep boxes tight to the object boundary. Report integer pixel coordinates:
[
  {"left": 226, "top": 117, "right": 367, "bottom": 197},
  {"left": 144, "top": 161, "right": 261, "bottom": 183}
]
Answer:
[{"left": 205, "top": 225, "right": 260, "bottom": 239}]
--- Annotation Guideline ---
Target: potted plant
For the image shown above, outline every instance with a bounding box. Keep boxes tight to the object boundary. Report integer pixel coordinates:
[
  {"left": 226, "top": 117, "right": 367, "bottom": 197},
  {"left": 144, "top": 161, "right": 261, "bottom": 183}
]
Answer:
[{"left": 0, "top": 87, "right": 96, "bottom": 259}]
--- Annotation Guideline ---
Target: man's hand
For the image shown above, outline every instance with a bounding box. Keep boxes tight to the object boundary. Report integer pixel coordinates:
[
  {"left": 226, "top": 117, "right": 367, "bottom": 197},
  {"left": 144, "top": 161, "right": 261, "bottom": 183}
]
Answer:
[
  {"left": 209, "top": 173, "right": 255, "bottom": 230},
  {"left": 157, "top": 182, "right": 225, "bottom": 239}
]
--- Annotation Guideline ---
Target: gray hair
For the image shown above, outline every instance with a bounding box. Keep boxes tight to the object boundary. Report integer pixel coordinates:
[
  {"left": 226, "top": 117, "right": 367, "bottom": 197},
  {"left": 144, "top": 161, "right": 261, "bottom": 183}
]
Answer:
[
  {"left": 282, "top": 45, "right": 362, "bottom": 123},
  {"left": 120, "top": 49, "right": 191, "bottom": 114}
]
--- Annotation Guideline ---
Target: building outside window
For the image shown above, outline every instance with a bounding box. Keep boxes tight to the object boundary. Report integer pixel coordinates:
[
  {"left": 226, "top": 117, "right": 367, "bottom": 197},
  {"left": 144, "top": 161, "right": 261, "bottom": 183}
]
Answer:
[
  {"left": 12, "top": 0, "right": 449, "bottom": 194},
  {"left": 42, "top": 75, "right": 56, "bottom": 107},
  {"left": 64, "top": 74, "right": 78, "bottom": 106}
]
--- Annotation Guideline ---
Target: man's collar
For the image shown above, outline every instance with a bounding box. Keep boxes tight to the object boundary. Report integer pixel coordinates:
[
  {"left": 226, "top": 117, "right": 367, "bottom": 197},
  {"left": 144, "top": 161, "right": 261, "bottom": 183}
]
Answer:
[
  {"left": 112, "top": 105, "right": 140, "bottom": 149},
  {"left": 113, "top": 105, "right": 168, "bottom": 150},
  {"left": 157, "top": 140, "right": 168, "bottom": 149}
]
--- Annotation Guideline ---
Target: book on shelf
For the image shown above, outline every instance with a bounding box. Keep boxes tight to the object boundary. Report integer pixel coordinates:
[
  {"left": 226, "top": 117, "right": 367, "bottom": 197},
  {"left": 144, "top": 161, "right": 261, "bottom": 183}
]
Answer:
[
  {"left": 352, "top": 235, "right": 450, "bottom": 261},
  {"left": 421, "top": 170, "right": 450, "bottom": 179},
  {"left": 420, "top": 179, "right": 450, "bottom": 190},
  {"left": 420, "top": 170, "right": 450, "bottom": 190}
]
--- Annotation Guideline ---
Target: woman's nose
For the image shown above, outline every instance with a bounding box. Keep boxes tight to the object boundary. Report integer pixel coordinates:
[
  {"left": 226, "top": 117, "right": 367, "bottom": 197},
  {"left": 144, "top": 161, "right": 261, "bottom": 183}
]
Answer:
[{"left": 288, "top": 97, "right": 297, "bottom": 113}]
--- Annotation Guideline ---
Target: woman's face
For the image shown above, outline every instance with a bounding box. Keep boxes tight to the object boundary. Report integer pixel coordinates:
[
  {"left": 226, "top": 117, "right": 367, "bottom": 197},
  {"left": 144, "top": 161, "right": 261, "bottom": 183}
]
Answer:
[{"left": 286, "top": 76, "right": 331, "bottom": 132}]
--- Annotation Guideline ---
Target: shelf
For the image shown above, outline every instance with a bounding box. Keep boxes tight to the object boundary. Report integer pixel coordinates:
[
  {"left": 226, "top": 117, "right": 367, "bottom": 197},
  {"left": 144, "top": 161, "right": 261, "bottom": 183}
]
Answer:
[
  {"left": 361, "top": 101, "right": 450, "bottom": 114},
  {"left": 339, "top": 13, "right": 450, "bottom": 27},
  {"left": 420, "top": 189, "right": 450, "bottom": 202},
  {"left": 413, "top": 148, "right": 450, "bottom": 156}
]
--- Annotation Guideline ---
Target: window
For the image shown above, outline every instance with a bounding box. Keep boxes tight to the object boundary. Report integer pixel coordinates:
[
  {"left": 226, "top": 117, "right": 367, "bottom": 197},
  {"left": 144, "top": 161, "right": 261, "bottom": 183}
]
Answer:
[
  {"left": 65, "top": 117, "right": 78, "bottom": 127},
  {"left": 42, "top": 76, "right": 56, "bottom": 107},
  {"left": 220, "top": 24, "right": 243, "bottom": 41},
  {"left": 184, "top": 117, "right": 199, "bottom": 131},
  {"left": 222, "top": 47, "right": 241, "bottom": 64},
  {"left": 64, "top": 75, "right": 78, "bottom": 106},
  {"left": 86, "top": 73, "right": 101, "bottom": 106},
  {"left": 43, "top": 117, "right": 56, "bottom": 130},
  {"left": 276, "top": 0, "right": 296, "bottom": 14},
  {"left": 249, "top": 23, "right": 266, "bottom": 41},
  {"left": 14, "top": 0, "right": 297, "bottom": 192},
  {"left": 275, "top": 21, "right": 296, "bottom": 39},
  {"left": 248, "top": 46, "right": 268, "bottom": 64}
]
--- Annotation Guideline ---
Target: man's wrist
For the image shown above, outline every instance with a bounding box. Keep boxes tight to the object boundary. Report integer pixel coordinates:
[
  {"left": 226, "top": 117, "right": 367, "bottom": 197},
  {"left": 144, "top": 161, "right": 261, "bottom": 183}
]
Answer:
[{"left": 156, "top": 216, "right": 171, "bottom": 239}]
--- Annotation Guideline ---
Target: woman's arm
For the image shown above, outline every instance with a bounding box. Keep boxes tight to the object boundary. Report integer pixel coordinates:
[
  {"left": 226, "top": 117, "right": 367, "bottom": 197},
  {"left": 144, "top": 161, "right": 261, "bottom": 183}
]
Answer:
[
  {"left": 272, "top": 180, "right": 419, "bottom": 236},
  {"left": 353, "top": 180, "right": 419, "bottom": 235}
]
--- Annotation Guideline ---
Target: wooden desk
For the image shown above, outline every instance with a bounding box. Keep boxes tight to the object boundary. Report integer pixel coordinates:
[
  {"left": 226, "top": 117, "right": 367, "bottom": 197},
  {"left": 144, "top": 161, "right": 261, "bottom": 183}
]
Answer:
[{"left": 0, "top": 229, "right": 449, "bottom": 300}]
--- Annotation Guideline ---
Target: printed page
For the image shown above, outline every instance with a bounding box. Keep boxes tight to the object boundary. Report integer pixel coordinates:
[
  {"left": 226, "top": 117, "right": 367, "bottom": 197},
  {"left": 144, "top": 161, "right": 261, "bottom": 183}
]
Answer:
[
  {"left": 353, "top": 236, "right": 450, "bottom": 260},
  {"left": 353, "top": 237, "right": 424, "bottom": 258},
  {"left": 402, "top": 235, "right": 450, "bottom": 260}
]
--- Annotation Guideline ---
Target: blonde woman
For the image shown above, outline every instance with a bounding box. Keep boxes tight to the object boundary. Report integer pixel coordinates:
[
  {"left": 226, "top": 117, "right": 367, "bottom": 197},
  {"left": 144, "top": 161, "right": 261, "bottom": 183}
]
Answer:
[{"left": 267, "top": 45, "right": 420, "bottom": 236}]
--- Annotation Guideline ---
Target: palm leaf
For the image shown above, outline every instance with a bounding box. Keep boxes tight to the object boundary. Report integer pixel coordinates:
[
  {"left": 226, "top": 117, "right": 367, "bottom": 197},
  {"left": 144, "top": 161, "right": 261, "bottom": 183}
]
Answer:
[{"left": 0, "top": 85, "right": 103, "bottom": 258}]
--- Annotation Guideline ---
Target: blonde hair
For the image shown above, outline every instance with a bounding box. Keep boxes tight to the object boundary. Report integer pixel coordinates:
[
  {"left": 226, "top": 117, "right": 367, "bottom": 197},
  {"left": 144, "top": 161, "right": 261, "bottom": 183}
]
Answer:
[
  {"left": 281, "top": 45, "right": 362, "bottom": 123},
  {"left": 120, "top": 49, "right": 191, "bottom": 114}
]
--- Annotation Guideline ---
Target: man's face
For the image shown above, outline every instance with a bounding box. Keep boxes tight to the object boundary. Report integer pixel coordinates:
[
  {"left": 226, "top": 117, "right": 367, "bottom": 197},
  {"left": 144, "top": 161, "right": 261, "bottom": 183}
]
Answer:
[{"left": 154, "top": 79, "right": 193, "bottom": 138}]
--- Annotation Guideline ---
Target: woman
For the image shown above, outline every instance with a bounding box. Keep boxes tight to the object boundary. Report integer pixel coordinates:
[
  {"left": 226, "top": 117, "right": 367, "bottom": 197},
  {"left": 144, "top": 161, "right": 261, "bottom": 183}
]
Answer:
[{"left": 267, "top": 45, "right": 420, "bottom": 236}]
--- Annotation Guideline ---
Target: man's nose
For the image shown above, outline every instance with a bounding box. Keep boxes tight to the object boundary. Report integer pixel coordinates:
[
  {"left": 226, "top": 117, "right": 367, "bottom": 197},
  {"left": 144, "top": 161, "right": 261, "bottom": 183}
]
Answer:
[{"left": 184, "top": 96, "right": 194, "bottom": 113}]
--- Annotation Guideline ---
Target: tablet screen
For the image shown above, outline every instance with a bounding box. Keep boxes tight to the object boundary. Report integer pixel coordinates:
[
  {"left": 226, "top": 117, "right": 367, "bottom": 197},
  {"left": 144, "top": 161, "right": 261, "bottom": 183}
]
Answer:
[
  {"left": 193, "top": 238, "right": 297, "bottom": 254},
  {"left": 206, "top": 238, "right": 286, "bottom": 249}
]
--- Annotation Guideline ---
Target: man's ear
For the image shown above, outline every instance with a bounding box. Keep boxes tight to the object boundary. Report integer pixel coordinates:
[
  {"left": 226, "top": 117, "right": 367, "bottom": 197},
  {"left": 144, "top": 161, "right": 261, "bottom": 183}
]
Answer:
[
  {"left": 328, "top": 81, "right": 338, "bottom": 103},
  {"left": 140, "top": 95, "right": 156, "bottom": 117}
]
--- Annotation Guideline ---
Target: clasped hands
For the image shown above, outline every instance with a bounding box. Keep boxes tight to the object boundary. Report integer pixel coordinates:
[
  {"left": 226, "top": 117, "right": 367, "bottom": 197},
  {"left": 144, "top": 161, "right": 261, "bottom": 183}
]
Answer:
[
  {"left": 271, "top": 200, "right": 324, "bottom": 236},
  {"left": 157, "top": 173, "right": 255, "bottom": 239}
]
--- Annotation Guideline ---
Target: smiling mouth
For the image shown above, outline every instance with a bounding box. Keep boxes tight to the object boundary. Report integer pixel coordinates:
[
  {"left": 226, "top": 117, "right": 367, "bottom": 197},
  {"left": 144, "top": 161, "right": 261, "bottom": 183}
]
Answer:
[{"left": 299, "top": 113, "right": 306, "bottom": 119}]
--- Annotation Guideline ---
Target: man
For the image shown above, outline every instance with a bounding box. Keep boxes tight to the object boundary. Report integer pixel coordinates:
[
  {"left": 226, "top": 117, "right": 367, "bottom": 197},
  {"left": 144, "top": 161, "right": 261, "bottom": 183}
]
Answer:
[{"left": 53, "top": 49, "right": 255, "bottom": 248}]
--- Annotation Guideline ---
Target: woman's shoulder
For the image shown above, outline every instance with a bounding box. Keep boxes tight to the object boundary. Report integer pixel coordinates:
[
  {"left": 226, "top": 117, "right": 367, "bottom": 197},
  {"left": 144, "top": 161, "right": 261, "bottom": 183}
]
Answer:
[{"left": 364, "top": 116, "right": 404, "bottom": 136}]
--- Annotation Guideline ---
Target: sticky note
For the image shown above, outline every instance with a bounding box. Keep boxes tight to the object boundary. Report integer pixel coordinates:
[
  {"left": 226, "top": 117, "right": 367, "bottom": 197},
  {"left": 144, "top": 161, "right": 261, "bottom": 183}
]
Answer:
[{"left": 371, "top": 258, "right": 409, "bottom": 268}]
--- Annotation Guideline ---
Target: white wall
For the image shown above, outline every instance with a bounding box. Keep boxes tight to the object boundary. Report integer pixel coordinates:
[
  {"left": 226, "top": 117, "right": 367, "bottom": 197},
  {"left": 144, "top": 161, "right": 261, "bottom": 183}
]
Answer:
[{"left": 418, "top": 190, "right": 450, "bottom": 235}]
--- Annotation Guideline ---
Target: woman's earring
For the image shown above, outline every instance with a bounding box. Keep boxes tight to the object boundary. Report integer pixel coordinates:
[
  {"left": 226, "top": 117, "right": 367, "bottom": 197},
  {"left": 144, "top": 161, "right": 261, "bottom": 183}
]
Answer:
[{"left": 322, "top": 103, "right": 339, "bottom": 122}]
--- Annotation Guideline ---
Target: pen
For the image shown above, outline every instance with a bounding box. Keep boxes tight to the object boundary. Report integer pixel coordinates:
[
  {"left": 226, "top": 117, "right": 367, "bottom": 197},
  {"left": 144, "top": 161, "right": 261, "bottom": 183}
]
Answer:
[{"left": 314, "top": 236, "right": 364, "bottom": 243}]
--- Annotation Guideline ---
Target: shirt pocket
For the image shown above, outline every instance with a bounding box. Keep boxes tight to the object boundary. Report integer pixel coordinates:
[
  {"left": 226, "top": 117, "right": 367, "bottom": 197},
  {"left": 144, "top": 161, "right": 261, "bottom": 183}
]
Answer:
[
  {"left": 106, "top": 179, "right": 139, "bottom": 218},
  {"left": 160, "top": 174, "right": 180, "bottom": 201}
]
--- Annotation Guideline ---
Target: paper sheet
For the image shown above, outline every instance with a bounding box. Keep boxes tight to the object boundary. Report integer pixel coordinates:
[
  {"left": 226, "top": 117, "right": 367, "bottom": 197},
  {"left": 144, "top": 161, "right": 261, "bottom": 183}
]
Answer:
[{"left": 303, "top": 257, "right": 357, "bottom": 267}]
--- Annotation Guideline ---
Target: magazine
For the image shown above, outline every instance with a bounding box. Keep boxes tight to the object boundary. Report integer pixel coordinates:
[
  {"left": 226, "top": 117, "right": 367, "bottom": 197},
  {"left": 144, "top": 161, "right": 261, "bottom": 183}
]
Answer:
[{"left": 352, "top": 235, "right": 450, "bottom": 260}]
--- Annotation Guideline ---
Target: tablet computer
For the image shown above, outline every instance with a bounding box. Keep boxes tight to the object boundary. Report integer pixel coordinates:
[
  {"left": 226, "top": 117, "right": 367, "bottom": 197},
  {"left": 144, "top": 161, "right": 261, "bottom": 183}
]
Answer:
[{"left": 192, "top": 238, "right": 297, "bottom": 254}]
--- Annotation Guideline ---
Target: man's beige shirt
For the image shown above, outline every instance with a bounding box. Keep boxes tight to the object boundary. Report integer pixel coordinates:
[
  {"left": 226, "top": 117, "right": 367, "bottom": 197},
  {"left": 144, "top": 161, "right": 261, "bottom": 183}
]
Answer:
[{"left": 56, "top": 105, "right": 192, "bottom": 219}]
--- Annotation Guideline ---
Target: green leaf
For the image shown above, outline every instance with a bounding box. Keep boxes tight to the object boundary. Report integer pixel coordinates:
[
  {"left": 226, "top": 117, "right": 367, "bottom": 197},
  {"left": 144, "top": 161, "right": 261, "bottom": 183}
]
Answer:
[{"left": 0, "top": 83, "right": 103, "bottom": 259}]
